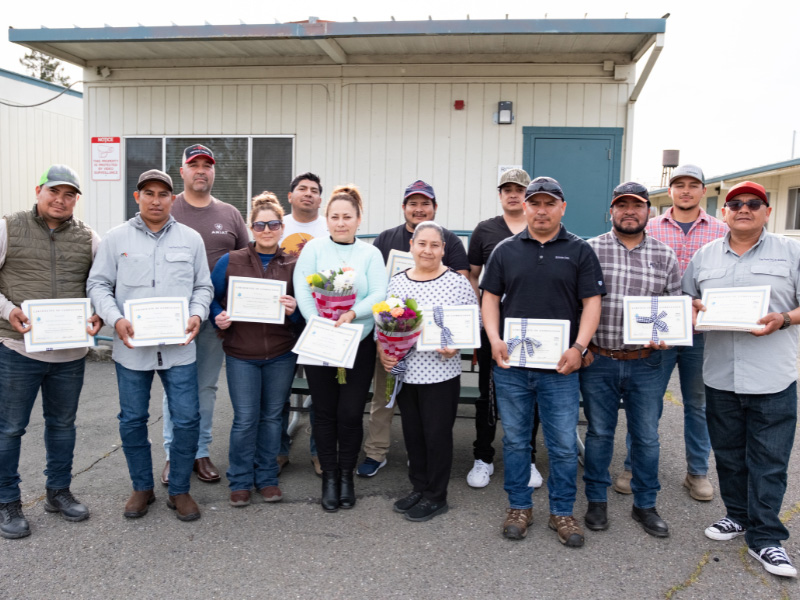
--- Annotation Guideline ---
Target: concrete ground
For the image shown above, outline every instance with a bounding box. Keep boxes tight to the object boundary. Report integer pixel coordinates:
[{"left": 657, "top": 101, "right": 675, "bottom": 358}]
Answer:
[{"left": 2, "top": 352, "right": 799, "bottom": 600}]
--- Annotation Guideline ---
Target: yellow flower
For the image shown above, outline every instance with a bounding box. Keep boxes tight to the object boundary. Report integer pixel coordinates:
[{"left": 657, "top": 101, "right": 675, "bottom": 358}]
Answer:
[
  {"left": 372, "top": 301, "right": 390, "bottom": 314},
  {"left": 306, "top": 275, "right": 314, "bottom": 285}
]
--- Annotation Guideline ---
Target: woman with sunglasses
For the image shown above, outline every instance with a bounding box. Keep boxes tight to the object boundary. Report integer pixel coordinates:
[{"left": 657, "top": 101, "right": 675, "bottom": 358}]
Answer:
[
  {"left": 210, "top": 192, "right": 303, "bottom": 507},
  {"left": 293, "top": 185, "right": 388, "bottom": 512}
]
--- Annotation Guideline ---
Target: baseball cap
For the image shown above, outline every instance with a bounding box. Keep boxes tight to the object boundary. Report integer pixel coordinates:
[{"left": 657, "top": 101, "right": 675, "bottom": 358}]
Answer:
[
  {"left": 725, "top": 180, "right": 768, "bottom": 205},
  {"left": 137, "top": 169, "right": 174, "bottom": 192},
  {"left": 612, "top": 181, "right": 650, "bottom": 205},
  {"left": 669, "top": 164, "right": 705, "bottom": 186},
  {"left": 182, "top": 144, "right": 216, "bottom": 165},
  {"left": 498, "top": 168, "right": 531, "bottom": 189},
  {"left": 525, "top": 177, "right": 564, "bottom": 201},
  {"left": 38, "top": 164, "right": 82, "bottom": 195},
  {"left": 403, "top": 180, "right": 436, "bottom": 203}
]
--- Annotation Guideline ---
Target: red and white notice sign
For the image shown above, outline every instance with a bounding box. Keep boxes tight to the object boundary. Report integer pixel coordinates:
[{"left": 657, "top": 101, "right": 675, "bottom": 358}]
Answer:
[{"left": 91, "top": 137, "right": 121, "bottom": 181}]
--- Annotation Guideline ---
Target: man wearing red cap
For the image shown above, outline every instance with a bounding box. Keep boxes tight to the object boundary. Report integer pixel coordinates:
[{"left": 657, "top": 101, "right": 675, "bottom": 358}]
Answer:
[{"left": 684, "top": 181, "right": 800, "bottom": 578}]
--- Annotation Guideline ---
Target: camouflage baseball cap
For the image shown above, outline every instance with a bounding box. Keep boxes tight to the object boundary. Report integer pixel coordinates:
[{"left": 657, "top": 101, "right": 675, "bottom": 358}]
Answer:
[
  {"left": 38, "top": 164, "right": 82, "bottom": 195},
  {"left": 498, "top": 168, "right": 531, "bottom": 189}
]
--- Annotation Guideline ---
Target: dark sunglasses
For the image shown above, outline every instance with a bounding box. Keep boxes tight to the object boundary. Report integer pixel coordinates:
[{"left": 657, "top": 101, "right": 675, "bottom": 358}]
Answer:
[
  {"left": 726, "top": 199, "right": 767, "bottom": 211},
  {"left": 252, "top": 220, "right": 282, "bottom": 232}
]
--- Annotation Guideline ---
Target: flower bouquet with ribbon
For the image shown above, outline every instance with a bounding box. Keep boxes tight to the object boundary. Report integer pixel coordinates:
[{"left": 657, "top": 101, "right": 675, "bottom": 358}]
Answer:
[
  {"left": 373, "top": 296, "right": 424, "bottom": 408},
  {"left": 306, "top": 267, "right": 357, "bottom": 383}
]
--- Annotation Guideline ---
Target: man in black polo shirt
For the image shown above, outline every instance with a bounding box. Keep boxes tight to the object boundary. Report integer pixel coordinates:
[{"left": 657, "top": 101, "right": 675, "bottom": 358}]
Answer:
[
  {"left": 481, "top": 176, "right": 604, "bottom": 547},
  {"left": 357, "top": 180, "right": 470, "bottom": 477}
]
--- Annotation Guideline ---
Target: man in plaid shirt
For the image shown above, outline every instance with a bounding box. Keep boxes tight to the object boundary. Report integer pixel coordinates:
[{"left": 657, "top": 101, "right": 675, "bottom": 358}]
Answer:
[{"left": 581, "top": 181, "right": 681, "bottom": 538}]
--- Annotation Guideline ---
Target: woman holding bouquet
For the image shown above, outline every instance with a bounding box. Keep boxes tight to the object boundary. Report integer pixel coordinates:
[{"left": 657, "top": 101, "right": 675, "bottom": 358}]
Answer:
[
  {"left": 293, "top": 185, "right": 388, "bottom": 512},
  {"left": 379, "top": 221, "right": 479, "bottom": 522}
]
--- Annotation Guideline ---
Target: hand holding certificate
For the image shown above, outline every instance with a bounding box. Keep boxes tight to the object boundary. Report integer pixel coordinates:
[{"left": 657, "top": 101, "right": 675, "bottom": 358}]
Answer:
[
  {"left": 21, "top": 298, "right": 97, "bottom": 352},
  {"left": 695, "top": 285, "right": 770, "bottom": 332},
  {"left": 417, "top": 305, "right": 481, "bottom": 351},
  {"left": 502, "top": 318, "right": 570, "bottom": 370},
  {"left": 623, "top": 296, "right": 693, "bottom": 346},
  {"left": 122, "top": 297, "right": 192, "bottom": 347},
  {"left": 293, "top": 315, "right": 364, "bottom": 368},
  {"left": 226, "top": 276, "right": 286, "bottom": 324}
]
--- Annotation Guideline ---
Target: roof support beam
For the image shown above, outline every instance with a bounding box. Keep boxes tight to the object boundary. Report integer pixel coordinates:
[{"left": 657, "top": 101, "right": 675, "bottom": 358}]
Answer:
[
  {"left": 629, "top": 33, "right": 664, "bottom": 103},
  {"left": 314, "top": 38, "right": 348, "bottom": 64}
]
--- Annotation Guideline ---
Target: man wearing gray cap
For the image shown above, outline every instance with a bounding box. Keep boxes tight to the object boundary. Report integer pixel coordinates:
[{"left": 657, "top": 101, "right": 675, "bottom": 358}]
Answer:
[
  {"left": 0, "top": 165, "right": 101, "bottom": 539},
  {"left": 88, "top": 169, "right": 213, "bottom": 522}
]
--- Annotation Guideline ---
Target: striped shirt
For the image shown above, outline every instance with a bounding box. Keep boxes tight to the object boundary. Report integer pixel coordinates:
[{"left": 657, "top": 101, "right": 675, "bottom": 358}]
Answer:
[
  {"left": 588, "top": 231, "right": 681, "bottom": 350},
  {"left": 646, "top": 207, "right": 728, "bottom": 276}
]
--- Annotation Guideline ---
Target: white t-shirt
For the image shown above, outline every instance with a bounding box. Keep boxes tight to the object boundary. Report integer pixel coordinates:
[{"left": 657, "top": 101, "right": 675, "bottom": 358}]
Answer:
[{"left": 279, "top": 214, "right": 328, "bottom": 257}]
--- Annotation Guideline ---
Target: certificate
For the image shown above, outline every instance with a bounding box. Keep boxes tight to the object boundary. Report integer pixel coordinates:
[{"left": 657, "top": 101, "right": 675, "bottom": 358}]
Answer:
[
  {"left": 123, "top": 297, "right": 190, "bottom": 347},
  {"left": 21, "top": 298, "right": 96, "bottom": 352},
  {"left": 386, "top": 249, "right": 415, "bottom": 277},
  {"left": 292, "top": 315, "right": 364, "bottom": 367},
  {"left": 417, "top": 305, "right": 481, "bottom": 351},
  {"left": 502, "top": 318, "right": 570, "bottom": 370},
  {"left": 226, "top": 276, "right": 286, "bottom": 324},
  {"left": 623, "top": 296, "right": 693, "bottom": 346},
  {"left": 695, "top": 285, "right": 770, "bottom": 332}
]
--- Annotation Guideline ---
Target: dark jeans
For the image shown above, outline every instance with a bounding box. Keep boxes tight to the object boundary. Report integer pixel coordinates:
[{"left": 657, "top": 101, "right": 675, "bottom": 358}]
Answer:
[
  {"left": 706, "top": 382, "right": 797, "bottom": 550},
  {"left": 0, "top": 345, "right": 85, "bottom": 503},
  {"left": 306, "top": 335, "right": 376, "bottom": 472},
  {"left": 474, "top": 329, "right": 539, "bottom": 464},
  {"left": 398, "top": 376, "right": 460, "bottom": 503}
]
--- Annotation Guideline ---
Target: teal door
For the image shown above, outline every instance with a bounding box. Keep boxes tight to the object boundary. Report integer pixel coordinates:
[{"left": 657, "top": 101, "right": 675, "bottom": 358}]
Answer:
[{"left": 522, "top": 127, "right": 623, "bottom": 238}]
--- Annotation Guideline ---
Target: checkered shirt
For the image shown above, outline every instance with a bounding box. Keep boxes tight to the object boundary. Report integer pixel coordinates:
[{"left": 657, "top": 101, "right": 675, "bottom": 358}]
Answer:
[
  {"left": 588, "top": 231, "right": 681, "bottom": 350},
  {"left": 646, "top": 207, "right": 728, "bottom": 276}
]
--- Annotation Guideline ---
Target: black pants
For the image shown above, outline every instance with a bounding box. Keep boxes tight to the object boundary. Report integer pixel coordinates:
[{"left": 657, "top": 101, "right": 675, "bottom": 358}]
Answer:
[
  {"left": 398, "top": 376, "right": 460, "bottom": 503},
  {"left": 306, "top": 335, "right": 376, "bottom": 472},
  {"left": 475, "top": 327, "right": 539, "bottom": 464}
]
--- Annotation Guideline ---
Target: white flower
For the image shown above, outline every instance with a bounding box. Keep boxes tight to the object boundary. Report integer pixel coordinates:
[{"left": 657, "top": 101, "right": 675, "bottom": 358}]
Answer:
[
  {"left": 333, "top": 271, "right": 356, "bottom": 292},
  {"left": 386, "top": 297, "right": 403, "bottom": 308}
]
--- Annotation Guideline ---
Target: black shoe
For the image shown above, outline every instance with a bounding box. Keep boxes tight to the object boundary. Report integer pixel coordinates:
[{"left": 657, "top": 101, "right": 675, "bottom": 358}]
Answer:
[
  {"left": 0, "top": 500, "right": 31, "bottom": 539},
  {"left": 321, "top": 470, "right": 340, "bottom": 512},
  {"left": 339, "top": 469, "right": 356, "bottom": 509},
  {"left": 632, "top": 506, "right": 669, "bottom": 537},
  {"left": 404, "top": 499, "right": 449, "bottom": 522},
  {"left": 393, "top": 491, "right": 423, "bottom": 514},
  {"left": 44, "top": 488, "right": 89, "bottom": 522},
  {"left": 584, "top": 502, "right": 609, "bottom": 531}
]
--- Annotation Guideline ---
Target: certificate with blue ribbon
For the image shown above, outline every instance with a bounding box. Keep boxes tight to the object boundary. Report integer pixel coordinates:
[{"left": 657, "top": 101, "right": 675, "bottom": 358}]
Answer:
[
  {"left": 623, "top": 295, "right": 693, "bottom": 345},
  {"left": 416, "top": 305, "right": 481, "bottom": 351},
  {"left": 502, "top": 318, "right": 570, "bottom": 369}
]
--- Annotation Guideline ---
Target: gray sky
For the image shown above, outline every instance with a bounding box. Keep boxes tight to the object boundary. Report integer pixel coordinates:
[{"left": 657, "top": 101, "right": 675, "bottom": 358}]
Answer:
[{"left": 3, "top": 0, "right": 798, "bottom": 187}]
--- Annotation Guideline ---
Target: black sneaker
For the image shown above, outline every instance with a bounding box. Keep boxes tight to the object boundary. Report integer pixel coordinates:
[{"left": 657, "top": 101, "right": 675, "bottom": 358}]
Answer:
[
  {"left": 0, "top": 500, "right": 31, "bottom": 539},
  {"left": 631, "top": 506, "right": 669, "bottom": 537},
  {"left": 404, "top": 499, "right": 449, "bottom": 522},
  {"left": 584, "top": 502, "right": 609, "bottom": 531},
  {"left": 393, "top": 491, "right": 423, "bottom": 514},
  {"left": 704, "top": 517, "right": 746, "bottom": 541},
  {"left": 44, "top": 488, "right": 90, "bottom": 522},
  {"left": 748, "top": 547, "right": 798, "bottom": 578}
]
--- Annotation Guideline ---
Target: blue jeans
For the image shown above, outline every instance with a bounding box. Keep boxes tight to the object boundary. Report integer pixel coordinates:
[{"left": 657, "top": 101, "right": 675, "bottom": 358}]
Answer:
[
  {"left": 0, "top": 345, "right": 85, "bottom": 503},
  {"left": 116, "top": 362, "right": 199, "bottom": 496},
  {"left": 493, "top": 366, "right": 579, "bottom": 515},
  {"left": 226, "top": 352, "right": 297, "bottom": 491},
  {"left": 581, "top": 352, "right": 667, "bottom": 509},
  {"left": 162, "top": 319, "right": 223, "bottom": 460},
  {"left": 624, "top": 333, "right": 709, "bottom": 475},
  {"left": 706, "top": 383, "right": 797, "bottom": 550}
]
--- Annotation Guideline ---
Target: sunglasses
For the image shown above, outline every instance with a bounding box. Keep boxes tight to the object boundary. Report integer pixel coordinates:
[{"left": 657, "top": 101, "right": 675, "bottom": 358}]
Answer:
[
  {"left": 726, "top": 199, "right": 767, "bottom": 211},
  {"left": 252, "top": 220, "right": 282, "bottom": 232}
]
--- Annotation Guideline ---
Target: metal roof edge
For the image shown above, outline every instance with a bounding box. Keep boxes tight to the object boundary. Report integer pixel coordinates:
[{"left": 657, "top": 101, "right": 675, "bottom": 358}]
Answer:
[
  {"left": 0, "top": 67, "right": 82, "bottom": 98},
  {"left": 650, "top": 157, "right": 800, "bottom": 195}
]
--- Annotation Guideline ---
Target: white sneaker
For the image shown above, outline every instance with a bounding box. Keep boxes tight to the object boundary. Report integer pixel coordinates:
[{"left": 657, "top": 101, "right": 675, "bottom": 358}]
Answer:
[
  {"left": 529, "top": 463, "right": 543, "bottom": 489},
  {"left": 748, "top": 546, "right": 798, "bottom": 578},
  {"left": 467, "top": 459, "right": 494, "bottom": 488}
]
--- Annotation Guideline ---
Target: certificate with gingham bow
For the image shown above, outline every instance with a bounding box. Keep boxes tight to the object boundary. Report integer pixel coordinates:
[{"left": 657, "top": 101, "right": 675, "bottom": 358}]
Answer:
[
  {"left": 416, "top": 305, "right": 481, "bottom": 351},
  {"left": 623, "top": 295, "right": 693, "bottom": 346},
  {"left": 502, "top": 318, "right": 570, "bottom": 369}
]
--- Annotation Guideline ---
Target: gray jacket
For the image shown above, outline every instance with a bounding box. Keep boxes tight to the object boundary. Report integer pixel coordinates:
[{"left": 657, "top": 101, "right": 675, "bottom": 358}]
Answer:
[{"left": 87, "top": 214, "right": 213, "bottom": 371}]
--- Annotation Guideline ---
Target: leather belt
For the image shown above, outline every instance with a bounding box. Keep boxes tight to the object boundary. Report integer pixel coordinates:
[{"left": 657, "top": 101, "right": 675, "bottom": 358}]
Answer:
[{"left": 588, "top": 343, "right": 652, "bottom": 361}]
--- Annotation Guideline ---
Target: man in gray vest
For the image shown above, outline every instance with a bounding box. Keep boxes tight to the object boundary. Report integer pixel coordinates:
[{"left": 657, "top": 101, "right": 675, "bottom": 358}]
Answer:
[{"left": 0, "top": 165, "right": 101, "bottom": 539}]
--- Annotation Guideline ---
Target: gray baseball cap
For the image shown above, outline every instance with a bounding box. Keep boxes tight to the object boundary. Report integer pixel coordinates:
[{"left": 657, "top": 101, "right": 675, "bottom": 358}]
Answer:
[
  {"left": 669, "top": 164, "right": 705, "bottom": 186},
  {"left": 498, "top": 168, "right": 531, "bottom": 189},
  {"left": 137, "top": 169, "right": 174, "bottom": 192},
  {"left": 38, "top": 164, "right": 82, "bottom": 195}
]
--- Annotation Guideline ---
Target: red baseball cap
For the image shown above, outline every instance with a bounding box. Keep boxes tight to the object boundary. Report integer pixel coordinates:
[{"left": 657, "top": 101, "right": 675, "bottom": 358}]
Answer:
[{"left": 726, "top": 181, "right": 768, "bottom": 205}]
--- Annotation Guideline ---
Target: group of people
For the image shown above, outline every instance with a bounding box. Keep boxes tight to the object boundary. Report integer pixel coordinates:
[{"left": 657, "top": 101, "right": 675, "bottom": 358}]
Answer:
[{"left": 1, "top": 147, "right": 799, "bottom": 580}]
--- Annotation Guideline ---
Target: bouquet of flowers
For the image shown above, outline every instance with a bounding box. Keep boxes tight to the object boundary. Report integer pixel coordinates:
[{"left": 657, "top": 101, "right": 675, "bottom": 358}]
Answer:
[
  {"left": 373, "top": 296, "right": 424, "bottom": 407},
  {"left": 306, "top": 267, "right": 357, "bottom": 383}
]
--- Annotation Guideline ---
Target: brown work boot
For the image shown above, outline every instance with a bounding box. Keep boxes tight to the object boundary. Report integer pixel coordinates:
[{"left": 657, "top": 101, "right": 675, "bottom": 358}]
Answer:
[
  {"left": 229, "top": 490, "right": 251, "bottom": 507},
  {"left": 548, "top": 514, "right": 585, "bottom": 548},
  {"left": 124, "top": 490, "right": 155, "bottom": 519},
  {"left": 613, "top": 470, "right": 633, "bottom": 494},
  {"left": 167, "top": 493, "right": 201, "bottom": 521},
  {"left": 684, "top": 474, "right": 714, "bottom": 501},
  {"left": 259, "top": 486, "right": 283, "bottom": 503},
  {"left": 193, "top": 457, "right": 221, "bottom": 483},
  {"left": 503, "top": 508, "right": 533, "bottom": 540}
]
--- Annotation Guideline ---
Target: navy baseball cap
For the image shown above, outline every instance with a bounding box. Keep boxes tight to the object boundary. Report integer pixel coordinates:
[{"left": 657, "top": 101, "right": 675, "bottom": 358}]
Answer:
[
  {"left": 182, "top": 144, "right": 215, "bottom": 165},
  {"left": 612, "top": 181, "right": 650, "bottom": 205},
  {"left": 38, "top": 164, "right": 82, "bottom": 195},
  {"left": 403, "top": 180, "right": 436, "bottom": 204},
  {"left": 525, "top": 177, "right": 564, "bottom": 201}
]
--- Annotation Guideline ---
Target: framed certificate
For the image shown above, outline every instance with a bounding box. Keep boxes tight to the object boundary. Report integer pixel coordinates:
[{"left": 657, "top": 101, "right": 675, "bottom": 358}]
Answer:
[
  {"left": 292, "top": 315, "right": 364, "bottom": 367},
  {"left": 226, "top": 276, "right": 286, "bottom": 324},
  {"left": 623, "top": 296, "right": 693, "bottom": 346},
  {"left": 386, "top": 249, "right": 415, "bottom": 277},
  {"left": 123, "top": 297, "right": 191, "bottom": 347},
  {"left": 695, "top": 285, "right": 770, "bottom": 332},
  {"left": 21, "top": 298, "right": 96, "bottom": 352},
  {"left": 417, "top": 305, "right": 481, "bottom": 351},
  {"left": 502, "top": 318, "right": 570, "bottom": 370}
]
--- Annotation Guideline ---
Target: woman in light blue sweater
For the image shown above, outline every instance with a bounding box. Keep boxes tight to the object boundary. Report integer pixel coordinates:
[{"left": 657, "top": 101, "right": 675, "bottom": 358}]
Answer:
[{"left": 293, "top": 186, "right": 388, "bottom": 512}]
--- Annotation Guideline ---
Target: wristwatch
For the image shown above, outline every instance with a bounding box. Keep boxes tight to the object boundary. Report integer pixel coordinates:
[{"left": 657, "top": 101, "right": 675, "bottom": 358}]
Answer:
[
  {"left": 571, "top": 342, "right": 588, "bottom": 357},
  {"left": 780, "top": 312, "right": 792, "bottom": 330}
]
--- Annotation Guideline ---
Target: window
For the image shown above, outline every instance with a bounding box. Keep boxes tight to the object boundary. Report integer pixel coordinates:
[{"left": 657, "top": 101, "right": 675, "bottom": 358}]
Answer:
[
  {"left": 787, "top": 188, "right": 800, "bottom": 230},
  {"left": 706, "top": 196, "right": 718, "bottom": 218},
  {"left": 124, "top": 136, "right": 294, "bottom": 221}
]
